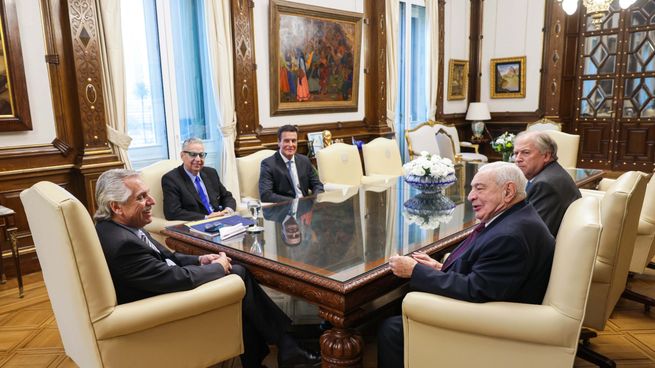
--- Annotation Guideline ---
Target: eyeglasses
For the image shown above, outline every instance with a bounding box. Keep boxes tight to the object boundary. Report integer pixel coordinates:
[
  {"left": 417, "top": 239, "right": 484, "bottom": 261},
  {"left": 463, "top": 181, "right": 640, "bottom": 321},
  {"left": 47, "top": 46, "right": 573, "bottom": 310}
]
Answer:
[{"left": 183, "top": 151, "right": 207, "bottom": 159}]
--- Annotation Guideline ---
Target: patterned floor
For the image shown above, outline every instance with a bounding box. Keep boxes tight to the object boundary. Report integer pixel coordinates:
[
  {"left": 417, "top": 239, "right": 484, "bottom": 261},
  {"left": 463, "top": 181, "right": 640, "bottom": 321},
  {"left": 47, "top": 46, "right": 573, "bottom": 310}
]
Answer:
[{"left": 0, "top": 270, "right": 654, "bottom": 367}]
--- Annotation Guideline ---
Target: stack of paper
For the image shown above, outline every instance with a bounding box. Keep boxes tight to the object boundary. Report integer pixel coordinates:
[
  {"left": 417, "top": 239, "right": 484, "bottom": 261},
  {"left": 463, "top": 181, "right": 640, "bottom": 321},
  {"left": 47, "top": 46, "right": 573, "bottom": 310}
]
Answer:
[{"left": 219, "top": 223, "right": 246, "bottom": 239}]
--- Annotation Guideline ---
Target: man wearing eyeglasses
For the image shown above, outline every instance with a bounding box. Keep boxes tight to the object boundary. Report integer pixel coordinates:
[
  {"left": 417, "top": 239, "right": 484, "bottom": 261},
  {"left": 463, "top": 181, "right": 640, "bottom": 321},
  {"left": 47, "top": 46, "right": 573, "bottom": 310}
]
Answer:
[{"left": 162, "top": 138, "right": 237, "bottom": 221}]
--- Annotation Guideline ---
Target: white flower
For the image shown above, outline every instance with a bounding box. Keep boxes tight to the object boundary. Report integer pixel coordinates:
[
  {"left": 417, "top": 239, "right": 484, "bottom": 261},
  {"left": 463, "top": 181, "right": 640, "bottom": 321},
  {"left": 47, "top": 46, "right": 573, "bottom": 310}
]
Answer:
[{"left": 403, "top": 154, "right": 455, "bottom": 180}]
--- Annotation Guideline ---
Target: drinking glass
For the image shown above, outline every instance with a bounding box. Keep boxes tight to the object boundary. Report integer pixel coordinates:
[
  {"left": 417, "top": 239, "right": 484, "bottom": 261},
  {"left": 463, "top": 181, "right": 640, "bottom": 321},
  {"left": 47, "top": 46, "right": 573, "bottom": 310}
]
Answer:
[{"left": 247, "top": 200, "right": 264, "bottom": 233}]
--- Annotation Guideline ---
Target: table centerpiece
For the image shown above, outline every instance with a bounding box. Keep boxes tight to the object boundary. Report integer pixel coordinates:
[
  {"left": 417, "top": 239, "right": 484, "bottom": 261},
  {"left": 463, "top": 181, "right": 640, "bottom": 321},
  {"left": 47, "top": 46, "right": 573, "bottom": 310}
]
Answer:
[{"left": 402, "top": 151, "right": 456, "bottom": 194}]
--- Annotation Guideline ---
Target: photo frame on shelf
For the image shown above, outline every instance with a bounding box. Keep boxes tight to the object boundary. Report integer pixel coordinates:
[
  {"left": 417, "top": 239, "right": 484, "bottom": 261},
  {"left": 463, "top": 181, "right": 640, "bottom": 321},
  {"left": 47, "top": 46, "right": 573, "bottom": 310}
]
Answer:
[
  {"left": 268, "top": 0, "right": 363, "bottom": 116},
  {"left": 307, "top": 131, "right": 324, "bottom": 156},
  {"left": 490, "top": 56, "right": 526, "bottom": 99},
  {"left": 447, "top": 59, "right": 468, "bottom": 100}
]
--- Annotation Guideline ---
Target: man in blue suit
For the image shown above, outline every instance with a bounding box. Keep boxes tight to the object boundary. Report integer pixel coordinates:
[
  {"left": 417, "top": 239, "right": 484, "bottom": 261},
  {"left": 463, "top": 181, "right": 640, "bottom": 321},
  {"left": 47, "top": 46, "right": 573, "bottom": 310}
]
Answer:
[
  {"left": 259, "top": 125, "right": 324, "bottom": 203},
  {"left": 377, "top": 162, "right": 555, "bottom": 368}
]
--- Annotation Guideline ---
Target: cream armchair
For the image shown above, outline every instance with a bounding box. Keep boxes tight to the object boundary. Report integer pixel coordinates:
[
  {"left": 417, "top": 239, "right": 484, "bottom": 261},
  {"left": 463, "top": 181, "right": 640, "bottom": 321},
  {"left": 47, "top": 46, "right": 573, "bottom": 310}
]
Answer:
[
  {"left": 577, "top": 171, "right": 647, "bottom": 367},
  {"left": 21, "top": 181, "right": 246, "bottom": 368},
  {"left": 362, "top": 137, "right": 403, "bottom": 177},
  {"left": 405, "top": 121, "right": 487, "bottom": 162},
  {"left": 316, "top": 143, "right": 382, "bottom": 187},
  {"left": 402, "top": 196, "right": 602, "bottom": 368},
  {"left": 543, "top": 130, "right": 580, "bottom": 168},
  {"left": 139, "top": 159, "right": 184, "bottom": 244},
  {"left": 587, "top": 172, "right": 655, "bottom": 311},
  {"left": 236, "top": 149, "right": 275, "bottom": 200},
  {"left": 526, "top": 118, "right": 562, "bottom": 132}
]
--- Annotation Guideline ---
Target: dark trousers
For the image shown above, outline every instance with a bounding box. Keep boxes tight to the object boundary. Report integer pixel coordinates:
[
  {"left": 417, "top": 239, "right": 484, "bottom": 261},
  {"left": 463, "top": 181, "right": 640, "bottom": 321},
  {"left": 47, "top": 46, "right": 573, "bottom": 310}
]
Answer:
[
  {"left": 378, "top": 315, "right": 404, "bottom": 368},
  {"left": 231, "top": 264, "right": 292, "bottom": 368}
]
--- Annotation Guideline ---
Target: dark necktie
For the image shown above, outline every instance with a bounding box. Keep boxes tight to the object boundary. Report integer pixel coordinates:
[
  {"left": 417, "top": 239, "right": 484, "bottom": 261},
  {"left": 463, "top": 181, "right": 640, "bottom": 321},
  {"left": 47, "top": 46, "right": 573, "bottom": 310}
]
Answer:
[
  {"left": 442, "top": 222, "right": 486, "bottom": 271},
  {"left": 194, "top": 176, "right": 213, "bottom": 214}
]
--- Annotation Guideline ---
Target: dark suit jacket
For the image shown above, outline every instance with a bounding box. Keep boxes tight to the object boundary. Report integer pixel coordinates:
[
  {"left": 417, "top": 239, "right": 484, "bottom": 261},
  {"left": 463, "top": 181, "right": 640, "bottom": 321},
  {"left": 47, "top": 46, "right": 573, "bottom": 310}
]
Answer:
[
  {"left": 162, "top": 165, "right": 237, "bottom": 221},
  {"left": 259, "top": 152, "right": 324, "bottom": 203},
  {"left": 96, "top": 220, "right": 225, "bottom": 304},
  {"left": 410, "top": 201, "right": 554, "bottom": 304},
  {"left": 528, "top": 161, "right": 581, "bottom": 236}
]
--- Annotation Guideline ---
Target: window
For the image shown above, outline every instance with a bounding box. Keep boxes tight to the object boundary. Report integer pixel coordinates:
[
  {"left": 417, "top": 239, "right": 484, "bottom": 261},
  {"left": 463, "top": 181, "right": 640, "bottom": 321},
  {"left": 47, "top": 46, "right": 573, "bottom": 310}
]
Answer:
[
  {"left": 397, "top": 0, "right": 429, "bottom": 162},
  {"left": 121, "top": 0, "right": 223, "bottom": 170}
]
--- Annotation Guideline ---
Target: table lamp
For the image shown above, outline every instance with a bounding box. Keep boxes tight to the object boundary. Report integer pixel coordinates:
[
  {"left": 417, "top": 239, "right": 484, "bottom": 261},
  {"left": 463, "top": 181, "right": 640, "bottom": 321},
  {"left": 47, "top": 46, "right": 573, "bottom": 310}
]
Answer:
[{"left": 466, "top": 102, "right": 491, "bottom": 140}]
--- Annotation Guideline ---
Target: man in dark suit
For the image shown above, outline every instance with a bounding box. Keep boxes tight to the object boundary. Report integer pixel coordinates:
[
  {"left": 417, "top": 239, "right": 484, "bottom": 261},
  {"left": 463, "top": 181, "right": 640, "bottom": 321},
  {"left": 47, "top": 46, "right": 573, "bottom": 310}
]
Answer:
[
  {"left": 514, "top": 130, "right": 581, "bottom": 236},
  {"left": 162, "top": 138, "right": 236, "bottom": 221},
  {"left": 94, "top": 169, "right": 320, "bottom": 368},
  {"left": 259, "top": 125, "right": 324, "bottom": 203},
  {"left": 377, "top": 162, "right": 555, "bottom": 368}
]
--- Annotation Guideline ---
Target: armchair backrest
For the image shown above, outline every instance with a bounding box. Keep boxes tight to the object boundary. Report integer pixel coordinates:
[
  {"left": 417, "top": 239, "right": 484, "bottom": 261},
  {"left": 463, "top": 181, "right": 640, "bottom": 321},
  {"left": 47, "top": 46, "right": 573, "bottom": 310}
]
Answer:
[
  {"left": 20, "top": 182, "right": 114, "bottom": 367},
  {"left": 584, "top": 171, "right": 647, "bottom": 330},
  {"left": 434, "top": 128, "right": 458, "bottom": 162},
  {"left": 433, "top": 122, "right": 461, "bottom": 154},
  {"left": 542, "top": 196, "right": 602, "bottom": 342},
  {"left": 237, "top": 149, "right": 275, "bottom": 199},
  {"left": 526, "top": 118, "right": 562, "bottom": 132},
  {"left": 362, "top": 137, "right": 403, "bottom": 176},
  {"left": 316, "top": 143, "right": 363, "bottom": 186},
  {"left": 629, "top": 173, "right": 655, "bottom": 273},
  {"left": 405, "top": 122, "right": 439, "bottom": 159},
  {"left": 543, "top": 130, "right": 580, "bottom": 168},
  {"left": 140, "top": 159, "right": 182, "bottom": 219}
]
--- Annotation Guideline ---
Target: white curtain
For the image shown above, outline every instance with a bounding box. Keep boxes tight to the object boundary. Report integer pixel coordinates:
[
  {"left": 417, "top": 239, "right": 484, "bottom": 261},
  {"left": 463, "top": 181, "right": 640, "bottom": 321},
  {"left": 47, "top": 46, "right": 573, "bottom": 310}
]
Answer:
[
  {"left": 96, "top": 0, "right": 132, "bottom": 169},
  {"left": 204, "top": 0, "right": 241, "bottom": 201},
  {"left": 385, "top": 0, "right": 400, "bottom": 131},
  {"left": 427, "top": 0, "right": 439, "bottom": 120}
]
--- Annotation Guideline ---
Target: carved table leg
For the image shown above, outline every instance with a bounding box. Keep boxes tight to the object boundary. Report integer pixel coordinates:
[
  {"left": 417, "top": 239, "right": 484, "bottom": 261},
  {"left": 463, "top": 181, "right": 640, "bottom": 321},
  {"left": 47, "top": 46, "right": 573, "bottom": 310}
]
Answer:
[
  {"left": 7, "top": 228, "right": 23, "bottom": 297},
  {"left": 319, "top": 327, "right": 363, "bottom": 367},
  {"left": 318, "top": 308, "right": 365, "bottom": 367}
]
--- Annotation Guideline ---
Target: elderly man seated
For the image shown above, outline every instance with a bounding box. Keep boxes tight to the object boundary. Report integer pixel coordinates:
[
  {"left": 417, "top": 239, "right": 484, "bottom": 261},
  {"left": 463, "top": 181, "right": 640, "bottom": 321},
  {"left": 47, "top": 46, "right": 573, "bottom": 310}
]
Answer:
[
  {"left": 377, "top": 162, "right": 555, "bottom": 368},
  {"left": 513, "top": 130, "right": 581, "bottom": 236}
]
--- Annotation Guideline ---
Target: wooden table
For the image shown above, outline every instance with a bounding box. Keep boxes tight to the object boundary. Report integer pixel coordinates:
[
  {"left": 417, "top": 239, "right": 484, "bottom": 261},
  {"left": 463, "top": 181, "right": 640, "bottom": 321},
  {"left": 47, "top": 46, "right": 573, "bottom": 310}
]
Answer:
[
  {"left": 0, "top": 205, "right": 23, "bottom": 297},
  {"left": 163, "top": 167, "right": 603, "bottom": 367}
]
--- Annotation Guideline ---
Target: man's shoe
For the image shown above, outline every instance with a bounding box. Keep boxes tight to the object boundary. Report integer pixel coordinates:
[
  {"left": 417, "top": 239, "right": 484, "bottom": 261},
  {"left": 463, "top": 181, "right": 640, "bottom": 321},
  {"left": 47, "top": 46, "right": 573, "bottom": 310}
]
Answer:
[{"left": 277, "top": 348, "right": 321, "bottom": 368}]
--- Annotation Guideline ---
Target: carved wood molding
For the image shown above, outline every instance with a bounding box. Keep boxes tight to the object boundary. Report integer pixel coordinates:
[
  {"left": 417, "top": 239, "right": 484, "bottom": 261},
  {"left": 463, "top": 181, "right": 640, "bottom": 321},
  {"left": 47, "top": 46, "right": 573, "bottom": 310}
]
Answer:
[
  {"left": 468, "top": 0, "right": 483, "bottom": 102},
  {"left": 540, "top": 0, "right": 566, "bottom": 121},
  {"left": 232, "top": 0, "right": 260, "bottom": 150},
  {"left": 66, "top": 0, "right": 108, "bottom": 152},
  {"left": 364, "top": 0, "right": 390, "bottom": 134}
]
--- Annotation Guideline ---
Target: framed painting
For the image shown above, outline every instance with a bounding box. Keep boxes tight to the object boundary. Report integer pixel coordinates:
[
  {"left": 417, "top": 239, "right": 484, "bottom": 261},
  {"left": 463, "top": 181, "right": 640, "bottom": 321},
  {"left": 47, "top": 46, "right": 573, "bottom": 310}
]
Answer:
[
  {"left": 269, "top": 0, "right": 363, "bottom": 116},
  {"left": 447, "top": 59, "right": 468, "bottom": 100},
  {"left": 0, "top": 0, "right": 31, "bottom": 131},
  {"left": 490, "top": 56, "right": 526, "bottom": 99}
]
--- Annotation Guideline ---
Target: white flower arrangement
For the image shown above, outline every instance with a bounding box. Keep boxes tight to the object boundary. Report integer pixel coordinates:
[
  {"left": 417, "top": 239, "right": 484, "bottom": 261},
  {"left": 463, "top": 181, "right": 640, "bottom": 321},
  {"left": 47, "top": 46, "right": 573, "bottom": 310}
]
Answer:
[
  {"left": 491, "top": 132, "right": 516, "bottom": 154},
  {"left": 404, "top": 210, "right": 454, "bottom": 230},
  {"left": 403, "top": 151, "right": 455, "bottom": 179}
]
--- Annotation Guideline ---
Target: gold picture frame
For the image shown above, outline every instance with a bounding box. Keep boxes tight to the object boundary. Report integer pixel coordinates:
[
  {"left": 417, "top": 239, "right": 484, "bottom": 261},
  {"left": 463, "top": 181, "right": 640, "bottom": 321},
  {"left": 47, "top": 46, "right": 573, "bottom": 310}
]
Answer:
[
  {"left": 447, "top": 59, "right": 468, "bottom": 100},
  {"left": 269, "top": 0, "right": 363, "bottom": 116},
  {"left": 490, "top": 56, "right": 526, "bottom": 99}
]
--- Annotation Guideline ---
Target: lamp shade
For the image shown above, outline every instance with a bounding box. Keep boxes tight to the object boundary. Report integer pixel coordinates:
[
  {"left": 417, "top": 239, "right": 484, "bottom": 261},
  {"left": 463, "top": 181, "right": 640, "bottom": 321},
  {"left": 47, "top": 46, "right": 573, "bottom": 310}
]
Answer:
[{"left": 465, "top": 102, "right": 491, "bottom": 121}]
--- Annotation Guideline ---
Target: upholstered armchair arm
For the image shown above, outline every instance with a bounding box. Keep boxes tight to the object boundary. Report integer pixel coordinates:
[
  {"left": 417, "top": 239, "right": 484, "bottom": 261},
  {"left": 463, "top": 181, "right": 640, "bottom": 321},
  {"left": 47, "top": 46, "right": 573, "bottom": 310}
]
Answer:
[
  {"left": 580, "top": 188, "right": 605, "bottom": 199},
  {"left": 459, "top": 141, "right": 480, "bottom": 154},
  {"left": 361, "top": 175, "right": 397, "bottom": 185},
  {"left": 639, "top": 217, "right": 655, "bottom": 236},
  {"left": 596, "top": 178, "right": 616, "bottom": 191},
  {"left": 403, "top": 292, "right": 581, "bottom": 347},
  {"left": 94, "top": 274, "right": 245, "bottom": 339}
]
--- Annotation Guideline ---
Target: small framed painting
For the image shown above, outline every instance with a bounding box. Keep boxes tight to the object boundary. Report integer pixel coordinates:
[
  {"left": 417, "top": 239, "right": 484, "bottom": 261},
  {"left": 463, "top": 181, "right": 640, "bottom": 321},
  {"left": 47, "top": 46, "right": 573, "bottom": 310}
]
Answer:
[
  {"left": 307, "top": 131, "right": 324, "bottom": 155},
  {"left": 490, "top": 56, "right": 526, "bottom": 99},
  {"left": 447, "top": 59, "right": 468, "bottom": 100}
]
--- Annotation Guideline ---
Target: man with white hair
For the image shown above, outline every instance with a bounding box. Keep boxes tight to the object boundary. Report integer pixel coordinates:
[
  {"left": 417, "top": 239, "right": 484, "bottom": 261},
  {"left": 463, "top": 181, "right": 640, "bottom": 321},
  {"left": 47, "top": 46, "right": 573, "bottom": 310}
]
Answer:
[
  {"left": 94, "top": 169, "right": 320, "bottom": 368},
  {"left": 513, "top": 130, "right": 581, "bottom": 236},
  {"left": 377, "top": 162, "right": 555, "bottom": 368}
]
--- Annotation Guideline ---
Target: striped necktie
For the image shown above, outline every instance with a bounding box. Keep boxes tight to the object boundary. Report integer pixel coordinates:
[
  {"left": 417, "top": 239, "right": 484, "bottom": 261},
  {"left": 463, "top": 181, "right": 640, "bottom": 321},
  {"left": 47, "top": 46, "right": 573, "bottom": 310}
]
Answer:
[
  {"left": 194, "top": 176, "right": 213, "bottom": 214},
  {"left": 442, "top": 222, "right": 486, "bottom": 271}
]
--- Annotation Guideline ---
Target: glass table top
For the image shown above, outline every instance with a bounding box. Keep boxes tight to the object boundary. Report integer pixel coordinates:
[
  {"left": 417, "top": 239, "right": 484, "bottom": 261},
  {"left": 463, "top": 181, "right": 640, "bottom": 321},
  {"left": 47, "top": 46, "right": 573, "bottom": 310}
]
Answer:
[{"left": 166, "top": 165, "right": 603, "bottom": 283}]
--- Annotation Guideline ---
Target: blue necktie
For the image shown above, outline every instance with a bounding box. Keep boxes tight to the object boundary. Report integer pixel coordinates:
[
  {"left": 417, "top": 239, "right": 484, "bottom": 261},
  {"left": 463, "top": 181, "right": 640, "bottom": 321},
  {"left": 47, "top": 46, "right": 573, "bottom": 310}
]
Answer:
[
  {"left": 442, "top": 222, "right": 486, "bottom": 271},
  {"left": 194, "top": 176, "right": 213, "bottom": 214},
  {"left": 286, "top": 160, "right": 300, "bottom": 198}
]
